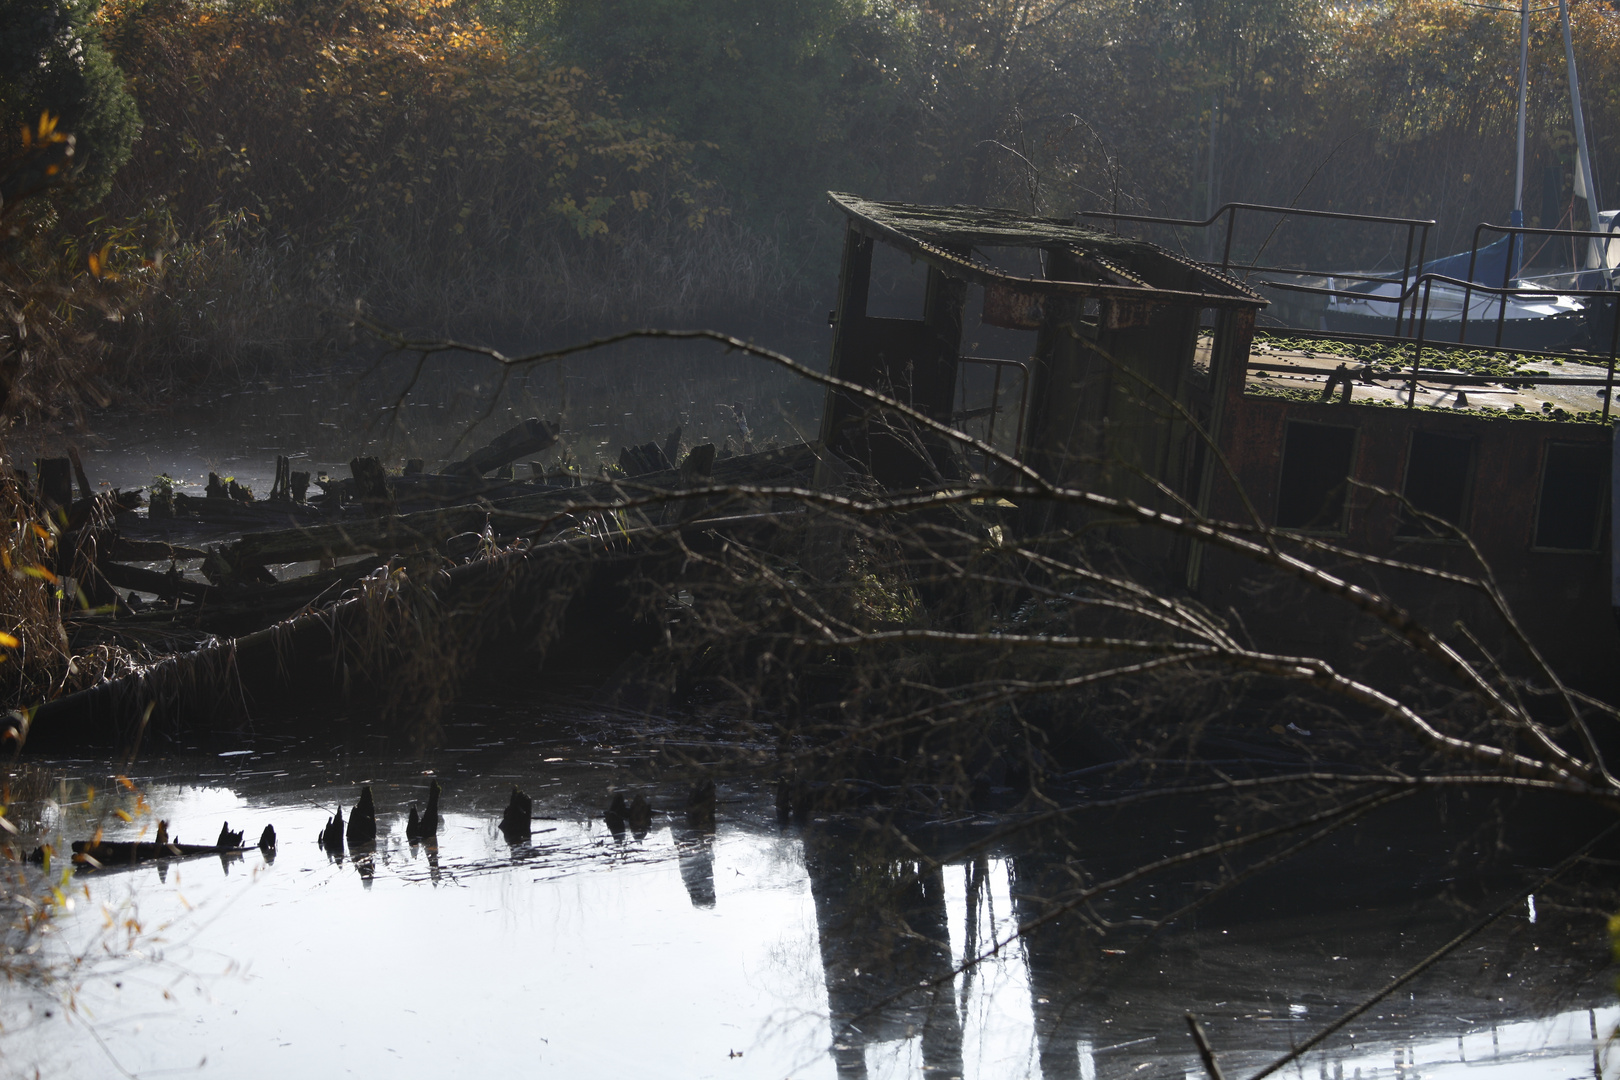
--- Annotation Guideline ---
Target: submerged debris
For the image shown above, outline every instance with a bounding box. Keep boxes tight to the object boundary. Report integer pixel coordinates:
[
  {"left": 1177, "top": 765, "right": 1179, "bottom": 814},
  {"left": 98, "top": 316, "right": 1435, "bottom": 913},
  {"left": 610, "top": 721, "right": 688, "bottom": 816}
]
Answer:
[
  {"left": 347, "top": 785, "right": 377, "bottom": 844},
  {"left": 407, "top": 779, "right": 441, "bottom": 840},
  {"left": 604, "top": 793, "right": 628, "bottom": 838},
  {"left": 29, "top": 819, "right": 272, "bottom": 868},
  {"left": 19, "top": 433, "right": 813, "bottom": 752},
  {"left": 498, "top": 786, "right": 532, "bottom": 843},
  {"left": 320, "top": 806, "right": 345, "bottom": 852}
]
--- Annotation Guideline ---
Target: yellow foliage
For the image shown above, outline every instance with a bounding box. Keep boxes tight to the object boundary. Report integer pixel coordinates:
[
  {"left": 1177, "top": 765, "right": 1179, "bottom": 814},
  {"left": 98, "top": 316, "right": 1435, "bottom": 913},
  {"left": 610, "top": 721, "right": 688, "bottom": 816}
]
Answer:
[{"left": 95, "top": 0, "right": 707, "bottom": 252}]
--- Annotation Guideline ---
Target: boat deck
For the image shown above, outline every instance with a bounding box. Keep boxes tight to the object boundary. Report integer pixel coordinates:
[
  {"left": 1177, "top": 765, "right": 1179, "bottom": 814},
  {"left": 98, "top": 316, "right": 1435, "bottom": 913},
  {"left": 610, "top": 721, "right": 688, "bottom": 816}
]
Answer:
[{"left": 1194, "top": 337, "right": 1614, "bottom": 416}]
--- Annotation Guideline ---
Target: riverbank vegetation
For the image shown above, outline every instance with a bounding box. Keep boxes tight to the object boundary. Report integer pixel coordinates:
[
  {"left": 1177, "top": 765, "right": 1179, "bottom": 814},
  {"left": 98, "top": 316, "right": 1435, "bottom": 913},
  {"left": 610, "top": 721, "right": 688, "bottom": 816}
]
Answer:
[{"left": 3, "top": 0, "right": 1620, "bottom": 422}]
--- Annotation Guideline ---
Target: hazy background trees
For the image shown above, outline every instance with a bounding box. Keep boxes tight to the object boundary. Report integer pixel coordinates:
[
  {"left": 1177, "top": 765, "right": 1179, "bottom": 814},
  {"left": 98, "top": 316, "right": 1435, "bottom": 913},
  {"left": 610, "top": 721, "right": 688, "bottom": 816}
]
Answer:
[{"left": 4, "top": 0, "right": 1620, "bottom": 411}]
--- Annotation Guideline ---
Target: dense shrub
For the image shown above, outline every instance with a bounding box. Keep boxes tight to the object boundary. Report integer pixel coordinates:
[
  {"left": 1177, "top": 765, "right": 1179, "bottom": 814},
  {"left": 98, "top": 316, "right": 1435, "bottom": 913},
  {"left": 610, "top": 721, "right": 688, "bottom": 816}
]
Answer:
[{"left": 0, "top": 0, "right": 140, "bottom": 203}]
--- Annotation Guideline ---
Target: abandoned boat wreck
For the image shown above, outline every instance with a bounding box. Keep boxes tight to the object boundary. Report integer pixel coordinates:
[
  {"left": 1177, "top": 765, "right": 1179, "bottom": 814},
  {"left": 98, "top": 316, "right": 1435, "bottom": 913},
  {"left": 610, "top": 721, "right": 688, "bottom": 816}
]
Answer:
[
  {"left": 814, "top": 192, "right": 1617, "bottom": 696},
  {"left": 12, "top": 192, "right": 1619, "bottom": 749}
]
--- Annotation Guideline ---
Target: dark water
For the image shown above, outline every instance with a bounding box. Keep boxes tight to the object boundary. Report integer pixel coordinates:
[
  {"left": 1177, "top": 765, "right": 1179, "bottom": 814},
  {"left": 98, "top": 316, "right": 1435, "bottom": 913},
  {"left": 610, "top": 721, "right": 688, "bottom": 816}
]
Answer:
[{"left": 4, "top": 688, "right": 1615, "bottom": 1080}]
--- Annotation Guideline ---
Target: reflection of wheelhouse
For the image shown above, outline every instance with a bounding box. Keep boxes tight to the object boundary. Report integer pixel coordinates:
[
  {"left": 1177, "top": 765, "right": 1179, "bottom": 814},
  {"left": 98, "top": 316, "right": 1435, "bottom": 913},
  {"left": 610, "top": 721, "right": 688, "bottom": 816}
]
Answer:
[{"left": 820, "top": 193, "right": 1617, "bottom": 692}]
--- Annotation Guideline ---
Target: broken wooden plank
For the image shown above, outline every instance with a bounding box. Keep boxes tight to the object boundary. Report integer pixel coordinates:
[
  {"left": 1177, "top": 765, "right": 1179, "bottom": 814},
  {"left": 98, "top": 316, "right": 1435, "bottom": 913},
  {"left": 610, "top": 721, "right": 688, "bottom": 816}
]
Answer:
[
  {"left": 174, "top": 492, "right": 322, "bottom": 527},
  {"left": 447, "top": 418, "right": 558, "bottom": 478},
  {"left": 99, "top": 560, "right": 211, "bottom": 604},
  {"left": 110, "top": 537, "right": 208, "bottom": 561}
]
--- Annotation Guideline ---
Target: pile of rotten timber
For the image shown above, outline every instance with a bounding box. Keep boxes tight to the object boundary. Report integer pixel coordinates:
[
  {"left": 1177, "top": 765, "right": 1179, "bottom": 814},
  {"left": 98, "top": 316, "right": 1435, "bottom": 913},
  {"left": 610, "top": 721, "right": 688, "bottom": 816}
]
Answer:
[
  {"left": 22, "top": 435, "right": 819, "bottom": 753},
  {"left": 75, "top": 436, "right": 813, "bottom": 640},
  {"left": 151, "top": 417, "right": 564, "bottom": 531}
]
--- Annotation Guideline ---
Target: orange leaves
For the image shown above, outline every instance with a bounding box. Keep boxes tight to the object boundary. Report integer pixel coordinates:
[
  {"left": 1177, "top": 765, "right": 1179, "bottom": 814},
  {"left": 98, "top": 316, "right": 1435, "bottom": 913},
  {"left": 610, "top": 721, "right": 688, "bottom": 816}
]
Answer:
[
  {"left": 19, "top": 111, "right": 69, "bottom": 150},
  {"left": 87, "top": 242, "right": 119, "bottom": 280}
]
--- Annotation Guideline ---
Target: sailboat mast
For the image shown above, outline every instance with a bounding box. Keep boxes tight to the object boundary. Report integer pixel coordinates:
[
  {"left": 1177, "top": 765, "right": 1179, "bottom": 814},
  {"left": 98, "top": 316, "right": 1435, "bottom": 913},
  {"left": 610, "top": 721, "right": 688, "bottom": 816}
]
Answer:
[
  {"left": 1513, "top": 0, "right": 1530, "bottom": 226},
  {"left": 1560, "top": 0, "right": 1600, "bottom": 242}
]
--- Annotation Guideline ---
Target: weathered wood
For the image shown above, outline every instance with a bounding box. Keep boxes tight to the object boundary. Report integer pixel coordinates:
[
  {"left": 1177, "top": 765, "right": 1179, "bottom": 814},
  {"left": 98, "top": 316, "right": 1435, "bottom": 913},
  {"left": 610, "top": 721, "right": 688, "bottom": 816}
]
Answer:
[
  {"left": 67, "top": 839, "right": 246, "bottom": 864},
  {"left": 110, "top": 537, "right": 208, "bottom": 561},
  {"left": 319, "top": 806, "right": 345, "bottom": 852},
  {"left": 37, "top": 818, "right": 266, "bottom": 868},
  {"left": 498, "top": 786, "right": 532, "bottom": 842},
  {"left": 99, "top": 560, "right": 211, "bottom": 604},
  {"left": 448, "top": 417, "right": 558, "bottom": 477},
  {"left": 26, "top": 512, "right": 787, "bottom": 750},
  {"left": 605, "top": 794, "right": 628, "bottom": 837},
  {"left": 174, "top": 492, "right": 321, "bottom": 527},
  {"left": 77, "top": 554, "right": 388, "bottom": 636},
  {"left": 682, "top": 443, "right": 716, "bottom": 478},
  {"left": 626, "top": 794, "right": 652, "bottom": 838},
  {"left": 619, "top": 441, "right": 671, "bottom": 477},
  {"left": 67, "top": 447, "right": 93, "bottom": 501},
  {"left": 406, "top": 780, "right": 441, "bottom": 839},
  {"left": 37, "top": 457, "right": 73, "bottom": 508},
  {"left": 217, "top": 443, "right": 818, "bottom": 570},
  {"left": 268, "top": 456, "right": 291, "bottom": 502},
  {"left": 350, "top": 457, "right": 392, "bottom": 513},
  {"left": 346, "top": 786, "right": 376, "bottom": 843}
]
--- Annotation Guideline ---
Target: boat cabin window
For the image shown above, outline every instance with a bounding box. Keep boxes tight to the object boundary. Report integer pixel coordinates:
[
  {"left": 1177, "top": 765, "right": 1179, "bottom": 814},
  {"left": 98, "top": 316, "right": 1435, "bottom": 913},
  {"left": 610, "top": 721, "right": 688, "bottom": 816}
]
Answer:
[
  {"left": 1275, "top": 421, "right": 1357, "bottom": 531},
  {"left": 1534, "top": 441, "right": 1608, "bottom": 551},
  {"left": 965, "top": 283, "right": 1041, "bottom": 358},
  {"left": 1396, "top": 431, "right": 1475, "bottom": 539},
  {"left": 866, "top": 242, "right": 930, "bottom": 320}
]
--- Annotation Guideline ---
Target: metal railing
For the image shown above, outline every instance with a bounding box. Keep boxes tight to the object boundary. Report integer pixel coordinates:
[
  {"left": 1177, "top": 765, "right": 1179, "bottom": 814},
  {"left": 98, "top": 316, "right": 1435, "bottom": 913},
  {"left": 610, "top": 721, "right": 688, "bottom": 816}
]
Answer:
[
  {"left": 1255, "top": 272, "right": 1620, "bottom": 418},
  {"left": 1080, "top": 202, "right": 1436, "bottom": 331},
  {"left": 1448, "top": 222, "right": 1620, "bottom": 348}
]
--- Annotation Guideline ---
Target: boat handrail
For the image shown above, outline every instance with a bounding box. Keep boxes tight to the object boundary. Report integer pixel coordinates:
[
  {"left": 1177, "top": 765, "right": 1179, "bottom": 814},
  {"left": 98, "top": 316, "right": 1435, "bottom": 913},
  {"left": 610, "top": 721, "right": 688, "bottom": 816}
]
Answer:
[
  {"left": 1081, "top": 202, "right": 1436, "bottom": 329},
  {"left": 1252, "top": 270, "right": 1620, "bottom": 414},
  {"left": 1256, "top": 271, "right": 1614, "bottom": 307},
  {"left": 1454, "top": 221, "right": 1620, "bottom": 347}
]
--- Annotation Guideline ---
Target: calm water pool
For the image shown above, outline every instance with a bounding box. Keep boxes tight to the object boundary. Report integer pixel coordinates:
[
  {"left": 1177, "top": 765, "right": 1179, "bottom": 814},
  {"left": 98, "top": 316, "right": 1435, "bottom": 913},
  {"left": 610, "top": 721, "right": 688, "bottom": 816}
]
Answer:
[{"left": 4, "top": 694, "right": 1616, "bottom": 1080}]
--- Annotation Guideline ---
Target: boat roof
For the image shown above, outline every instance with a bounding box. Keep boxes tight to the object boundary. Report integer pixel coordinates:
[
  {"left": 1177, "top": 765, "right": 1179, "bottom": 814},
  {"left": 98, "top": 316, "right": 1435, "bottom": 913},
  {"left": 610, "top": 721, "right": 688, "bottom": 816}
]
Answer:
[{"left": 829, "top": 191, "right": 1267, "bottom": 309}]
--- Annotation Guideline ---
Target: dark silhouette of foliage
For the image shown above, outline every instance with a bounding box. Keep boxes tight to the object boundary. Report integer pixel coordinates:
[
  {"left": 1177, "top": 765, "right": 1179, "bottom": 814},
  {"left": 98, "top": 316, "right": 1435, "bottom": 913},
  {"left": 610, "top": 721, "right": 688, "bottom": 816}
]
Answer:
[{"left": 0, "top": 0, "right": 139, "bottom": 204}]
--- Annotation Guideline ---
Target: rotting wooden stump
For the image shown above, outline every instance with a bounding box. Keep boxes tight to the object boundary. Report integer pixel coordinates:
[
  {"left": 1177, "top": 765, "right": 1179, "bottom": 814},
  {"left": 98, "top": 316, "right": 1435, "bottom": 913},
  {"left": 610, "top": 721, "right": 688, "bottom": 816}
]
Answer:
[
  {"left": 319, "top": 806, "right": 345, "bottom": 853},
  {"left": 347, "top": 785, "right": 377, "bottom": 844},
  {"left": 605, "top": 793, "right": 629, "bottom": 838},
  {"left": 499, "top": 786, "right": 532, "bottom": 843},
  {"left": 406, "top": 780, "right": 442, "bottom": 840}
]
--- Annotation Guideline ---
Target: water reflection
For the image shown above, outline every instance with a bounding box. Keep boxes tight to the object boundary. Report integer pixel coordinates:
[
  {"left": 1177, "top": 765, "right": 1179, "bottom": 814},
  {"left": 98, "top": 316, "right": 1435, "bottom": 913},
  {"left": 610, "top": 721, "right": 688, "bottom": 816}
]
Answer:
[
  {"left": 677, "top": 828, "right": 717, "bottom": 908},
  {"left": 5, "top": 770, "right": 1615, "bottom": 1080},
  {"left": 804, "top": 828, "right": 964, "bottom": 1077}
]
